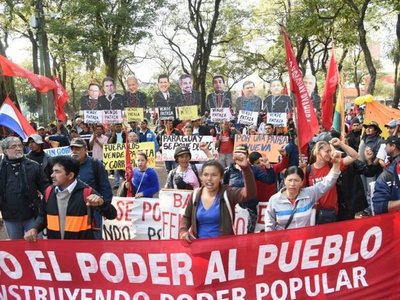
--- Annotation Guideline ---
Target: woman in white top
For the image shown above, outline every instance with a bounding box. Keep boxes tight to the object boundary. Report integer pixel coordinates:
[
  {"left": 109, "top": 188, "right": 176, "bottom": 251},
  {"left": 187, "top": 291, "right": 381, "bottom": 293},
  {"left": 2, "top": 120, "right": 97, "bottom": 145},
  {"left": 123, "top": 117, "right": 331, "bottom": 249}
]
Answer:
[{"left": 265, "top": 151, "right": 341, "bottom": 231}]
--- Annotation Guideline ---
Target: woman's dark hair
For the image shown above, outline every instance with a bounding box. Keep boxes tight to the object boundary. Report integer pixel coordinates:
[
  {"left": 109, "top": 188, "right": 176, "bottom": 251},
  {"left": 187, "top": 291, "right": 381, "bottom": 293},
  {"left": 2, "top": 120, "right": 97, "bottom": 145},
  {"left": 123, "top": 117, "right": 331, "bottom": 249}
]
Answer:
[
  {"left": 284, "top": 166, "right": 304, "bottom": 181},
  {"left": 50, "top": 155, "right": 80, "bottom": 178},
  {"left": 201, "top": 159, "right": 224, "bottom": 177},
  {"left": 136, "top": 151, "right": 148, "bottom": 161}
]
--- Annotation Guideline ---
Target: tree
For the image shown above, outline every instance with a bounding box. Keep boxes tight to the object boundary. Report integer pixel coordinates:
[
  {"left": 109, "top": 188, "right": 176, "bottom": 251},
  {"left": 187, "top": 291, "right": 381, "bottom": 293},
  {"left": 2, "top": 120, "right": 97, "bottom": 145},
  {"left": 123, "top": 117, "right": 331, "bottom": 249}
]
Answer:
[
  {"left": 344, "top": 0, "right": 377, "bottom": 94},
  {"left": 57, "top": 0, "right": 164, "bottom": 81},
  {"left": 159, "top": 0, "right": 250, "bottom": 112}
]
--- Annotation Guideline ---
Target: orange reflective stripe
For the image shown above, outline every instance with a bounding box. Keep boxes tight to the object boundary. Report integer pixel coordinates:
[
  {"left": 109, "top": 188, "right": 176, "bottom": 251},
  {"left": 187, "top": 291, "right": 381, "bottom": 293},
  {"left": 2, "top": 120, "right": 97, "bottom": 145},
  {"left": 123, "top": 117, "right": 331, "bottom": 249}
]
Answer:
[
  {"left": 47, "top": 215, "right": 60, "bottom": 231},
  {"left": 65, "top": 215, "right": 91, "bottom": 232}
]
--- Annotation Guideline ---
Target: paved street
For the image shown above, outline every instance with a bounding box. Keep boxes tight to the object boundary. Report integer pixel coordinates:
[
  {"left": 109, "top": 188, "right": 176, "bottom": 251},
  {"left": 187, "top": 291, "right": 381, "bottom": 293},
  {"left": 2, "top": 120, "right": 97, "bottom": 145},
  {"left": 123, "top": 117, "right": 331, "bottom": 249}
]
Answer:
[{"left": 0, "top": 161, "right": 169, "bottom": 240}]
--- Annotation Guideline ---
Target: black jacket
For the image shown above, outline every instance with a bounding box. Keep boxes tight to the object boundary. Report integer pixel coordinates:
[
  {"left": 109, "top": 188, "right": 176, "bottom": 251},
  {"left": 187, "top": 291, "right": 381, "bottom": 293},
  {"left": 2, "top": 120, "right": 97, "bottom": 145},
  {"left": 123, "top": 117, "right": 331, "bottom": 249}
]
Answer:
[
  {"left": 98, "top": 93, "right": 124, "bottom": 110},
  {"left": 153, "top": 91, "right": 178, "bottom": 107},
  {"left": 124, "top": 91, "right": 148, "bottom": 108},
  {"left": 0, "top": 156, "right": 49, "bottom": 221}
]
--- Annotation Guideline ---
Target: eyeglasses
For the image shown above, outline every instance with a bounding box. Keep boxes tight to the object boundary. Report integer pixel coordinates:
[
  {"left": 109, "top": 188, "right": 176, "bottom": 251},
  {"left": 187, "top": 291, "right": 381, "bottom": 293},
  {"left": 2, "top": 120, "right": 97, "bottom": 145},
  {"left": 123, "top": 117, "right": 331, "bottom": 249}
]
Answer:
[{"left": 8, "top": 144, "right": 23, "bottom": 149}]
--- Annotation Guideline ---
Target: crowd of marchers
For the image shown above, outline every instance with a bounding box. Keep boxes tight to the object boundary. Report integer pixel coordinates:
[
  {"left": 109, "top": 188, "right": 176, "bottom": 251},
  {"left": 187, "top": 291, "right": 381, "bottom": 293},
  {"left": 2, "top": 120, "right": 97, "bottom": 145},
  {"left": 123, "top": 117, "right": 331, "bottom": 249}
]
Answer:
[{"left": 1, "top": 72, "right": 400, "bottom": 243}]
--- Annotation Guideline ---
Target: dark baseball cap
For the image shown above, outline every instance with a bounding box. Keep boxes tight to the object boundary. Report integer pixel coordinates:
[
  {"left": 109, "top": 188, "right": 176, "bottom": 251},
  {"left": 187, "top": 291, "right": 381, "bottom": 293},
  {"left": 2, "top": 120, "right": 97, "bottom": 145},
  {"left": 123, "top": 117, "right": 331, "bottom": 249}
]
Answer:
[
  {"left": 386, "top": 136, "right": 400, "bottom": 149},
  {"left": 234, "top": 144, "right": 249, "bottom": 155},
  {"left": 70, "top": 138, "right": 87, "bottom": 148}
]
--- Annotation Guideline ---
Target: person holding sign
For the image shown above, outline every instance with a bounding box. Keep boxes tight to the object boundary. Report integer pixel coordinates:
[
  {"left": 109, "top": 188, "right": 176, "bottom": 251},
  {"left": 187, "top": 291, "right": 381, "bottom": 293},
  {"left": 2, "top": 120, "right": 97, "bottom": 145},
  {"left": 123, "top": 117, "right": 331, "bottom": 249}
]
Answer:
[
  {"left": 138, "top": 119, "right": 159, "bottom": 152},
  {"left": 80, "top": 82, "right": 100, "bottom": 110},
  {"left": 153, "top": 74, "right": 177, "bottom": 107},
  {"left": 176, "top": 74, "right": 201, "bottom": 107},
  {"left": 157, "top": 119, "right": 181, "bottom": 173},
  {"left": 179, "top": 155, "right": 257, "bottom": 242},
  {"left": 262, "top": 79, "right": 291, "bottom": 114},
  {"left": 124, "top": 75, "right": 148, "bottom": 109},
  {"left": 235, "top": 81, "right": 261, "bottom": 113},
  {"left": 303, "top": 74, "right": 321, "bottom": 113},
  {"left": 98, "top": 77, "right": 124, "bottom": 110},
  {"left": 265, "top": 151, "right": 341, "bottom": 231},
  {"left": 125, "top": 152, "right": 160, "bottom": 198},
  {"left": 205, "top": 75, "right": 232, "bottom": 112}
]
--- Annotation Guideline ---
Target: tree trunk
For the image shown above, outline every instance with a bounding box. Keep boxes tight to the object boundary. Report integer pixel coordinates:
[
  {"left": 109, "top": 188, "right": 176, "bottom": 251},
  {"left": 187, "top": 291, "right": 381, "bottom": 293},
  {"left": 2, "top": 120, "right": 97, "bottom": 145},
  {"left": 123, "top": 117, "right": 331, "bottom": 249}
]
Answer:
[
  {"left": 358, "top": 23, "right": 376, "bottom": 94},
  {"left": 103, "top": 50, "right": 118, "bottom": 83}
]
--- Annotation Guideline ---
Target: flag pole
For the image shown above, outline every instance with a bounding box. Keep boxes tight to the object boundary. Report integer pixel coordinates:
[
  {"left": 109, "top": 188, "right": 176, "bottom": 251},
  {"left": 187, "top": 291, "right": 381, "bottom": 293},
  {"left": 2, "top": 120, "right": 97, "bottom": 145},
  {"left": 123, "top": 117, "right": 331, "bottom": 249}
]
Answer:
[{"left": 339, "top": 74, "right": 346, "bottom": 139}]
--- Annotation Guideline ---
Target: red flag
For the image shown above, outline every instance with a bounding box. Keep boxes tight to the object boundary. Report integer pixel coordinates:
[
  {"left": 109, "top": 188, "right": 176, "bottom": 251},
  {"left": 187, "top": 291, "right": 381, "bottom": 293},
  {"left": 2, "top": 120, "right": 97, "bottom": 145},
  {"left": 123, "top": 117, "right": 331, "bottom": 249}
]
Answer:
[
  {"left": 282, "top": 30, "right": 319, "bottom": 154},
  {"left": 125, "top": 129, "right": 133, "bottom": 197},
  {"left": 53, "top": 76, "right": 69, "bottom": 122},
  {"left": 321, "top": 45, "right": 339, "bottom": 130},
  {"left": 0, "top": 55, "right": 56, "bottom": 92}
]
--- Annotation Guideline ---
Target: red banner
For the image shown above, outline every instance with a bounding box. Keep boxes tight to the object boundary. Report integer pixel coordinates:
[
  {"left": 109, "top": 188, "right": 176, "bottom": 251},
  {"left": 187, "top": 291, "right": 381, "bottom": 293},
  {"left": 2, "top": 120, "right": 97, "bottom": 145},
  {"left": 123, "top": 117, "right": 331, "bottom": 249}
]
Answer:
[
  {"left": 0, "top": 55, "right": 56, "bottom": 93},
  {"left": 282, "top": 30, "right": 319, "bottom": 154},
  {"left": 1, "top": 213, "right": 400, "bottom": 299},
  {"left": 53, "top": 75, "right": 69, "bottom": 122},
  {"left": 321, "top": 45, "right": 339, "bottom": 131}
]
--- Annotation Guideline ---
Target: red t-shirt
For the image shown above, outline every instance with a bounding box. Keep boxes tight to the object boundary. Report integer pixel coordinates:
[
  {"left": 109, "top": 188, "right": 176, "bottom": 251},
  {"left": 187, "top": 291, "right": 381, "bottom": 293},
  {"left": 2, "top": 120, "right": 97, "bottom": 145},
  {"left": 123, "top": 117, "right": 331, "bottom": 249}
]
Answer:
[
  {"left": 307, "top": 160, "right": 346, "bottom": 212},
  {"left": 218, "top": 131, "right": 234, "bottom": 154}
]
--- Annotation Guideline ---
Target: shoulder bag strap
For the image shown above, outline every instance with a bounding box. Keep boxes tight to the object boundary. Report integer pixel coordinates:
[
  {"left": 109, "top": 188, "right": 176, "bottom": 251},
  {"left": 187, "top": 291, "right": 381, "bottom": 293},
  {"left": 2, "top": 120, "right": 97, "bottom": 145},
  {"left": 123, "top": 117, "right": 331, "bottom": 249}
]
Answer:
[{"left": 284, "top": 200, "right": 299, "bottom": 230}]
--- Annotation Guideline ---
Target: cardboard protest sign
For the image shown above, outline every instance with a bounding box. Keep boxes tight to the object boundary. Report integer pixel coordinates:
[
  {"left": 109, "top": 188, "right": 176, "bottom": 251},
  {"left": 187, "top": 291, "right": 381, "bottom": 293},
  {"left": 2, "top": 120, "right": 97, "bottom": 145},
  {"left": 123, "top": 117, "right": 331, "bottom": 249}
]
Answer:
[
  {"left": 103, "top": 197, "right": 162, "bottom": 240},
  {"left": 161, "top": 135, "right": 217, "bottom": 161},
  {"left": 238, "top": 110, "right": 258, "bottom": 126},
  {"left": 177, "top": 105, "right": 198, "bottom": 120},
  {"left": 157, "top": 106, "right": 176, "bottom": 120},
  {"left": 125, "top": 107, "right": 144, "bottom": 122},
  {"left": 102, "top": 110, "right": 123, "bottom": 124},
  {"left": 83, "top": 110, "right": 103, "bottom": 124},
  {"left": 103, "top": 142, "right": 155, "bottom": 170},
  {"left": 210, "top": 107, "right": 232, "bottom": 122},
  {"left": 159, "top": 189, "right": 193, "bottom": 239},
  {"left": 44, "top": 146, "right": 71, "bottom": 157},
  {"left": 234, "top": 134, "right": 289, "bottom": 163},
  {"left": 267, "top": 112, "right": 287, "bottom": 126}
]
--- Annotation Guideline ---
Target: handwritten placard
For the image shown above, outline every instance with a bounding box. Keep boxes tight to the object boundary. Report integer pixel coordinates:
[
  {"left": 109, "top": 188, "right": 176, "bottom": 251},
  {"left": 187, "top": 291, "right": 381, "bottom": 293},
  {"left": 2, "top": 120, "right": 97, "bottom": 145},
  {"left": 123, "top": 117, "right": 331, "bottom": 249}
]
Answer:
[
  {"left": 210, "top": 107, "right": 232, "bottom": 122},
  {"left": 125, "top": 107, "right": 144, "bottom": 122},
  {"left": 83, "top": 110, "right": 103, "bottom": 124},
  {"left": 177, "top": 105, "right": 198, "bottom": 120},
  {"left": 234, "top": 134, "right": 288, "bottom": 163},
  {"left": 238, "top": 110, "right": 258, "bottom": 126},
  {"left": 103, "top": 110, "right": 123, "bottom": 124}
]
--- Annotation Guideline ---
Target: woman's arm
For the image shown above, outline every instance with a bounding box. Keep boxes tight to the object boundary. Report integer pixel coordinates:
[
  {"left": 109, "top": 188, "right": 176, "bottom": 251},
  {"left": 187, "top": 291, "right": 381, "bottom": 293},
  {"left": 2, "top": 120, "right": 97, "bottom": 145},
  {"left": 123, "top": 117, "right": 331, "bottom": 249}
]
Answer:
[
  {"left": 179, "top": 193, "right": 196, "bottom": 243},
  {"left": 330, "top": 137, "right": 358, "bottom": 166}
]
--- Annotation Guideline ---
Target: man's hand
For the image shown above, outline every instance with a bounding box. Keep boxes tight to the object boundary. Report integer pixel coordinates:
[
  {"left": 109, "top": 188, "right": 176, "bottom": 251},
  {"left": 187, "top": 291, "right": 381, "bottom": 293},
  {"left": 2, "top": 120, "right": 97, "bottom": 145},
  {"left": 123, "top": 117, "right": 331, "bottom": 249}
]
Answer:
[
  {"left": 234, "top": 153, "right": 249, "bottom": 168},
  {"left": 24, "top": 228, "right": 38, "bottom": 242},
  {"left": 86, "top": 194, "right": 104, "bottom": 207}
]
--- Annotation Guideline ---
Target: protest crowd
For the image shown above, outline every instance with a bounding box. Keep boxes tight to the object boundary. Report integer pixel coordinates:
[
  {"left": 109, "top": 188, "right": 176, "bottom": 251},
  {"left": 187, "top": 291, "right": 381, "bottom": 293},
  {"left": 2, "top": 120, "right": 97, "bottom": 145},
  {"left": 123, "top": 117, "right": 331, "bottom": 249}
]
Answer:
[{"left": 1, "top": 68, "right": 400, "bottom": 244}]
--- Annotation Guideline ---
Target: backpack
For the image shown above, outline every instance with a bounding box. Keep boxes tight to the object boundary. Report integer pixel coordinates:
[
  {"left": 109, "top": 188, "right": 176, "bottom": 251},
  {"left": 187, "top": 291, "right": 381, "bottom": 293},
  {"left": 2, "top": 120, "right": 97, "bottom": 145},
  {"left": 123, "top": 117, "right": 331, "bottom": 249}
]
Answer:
[
  {"left": 168, "top": 163, "right": 201, "bottom": 190},
  {"left": 44, "top": 185, "right": 95, "bottom": 226}
]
